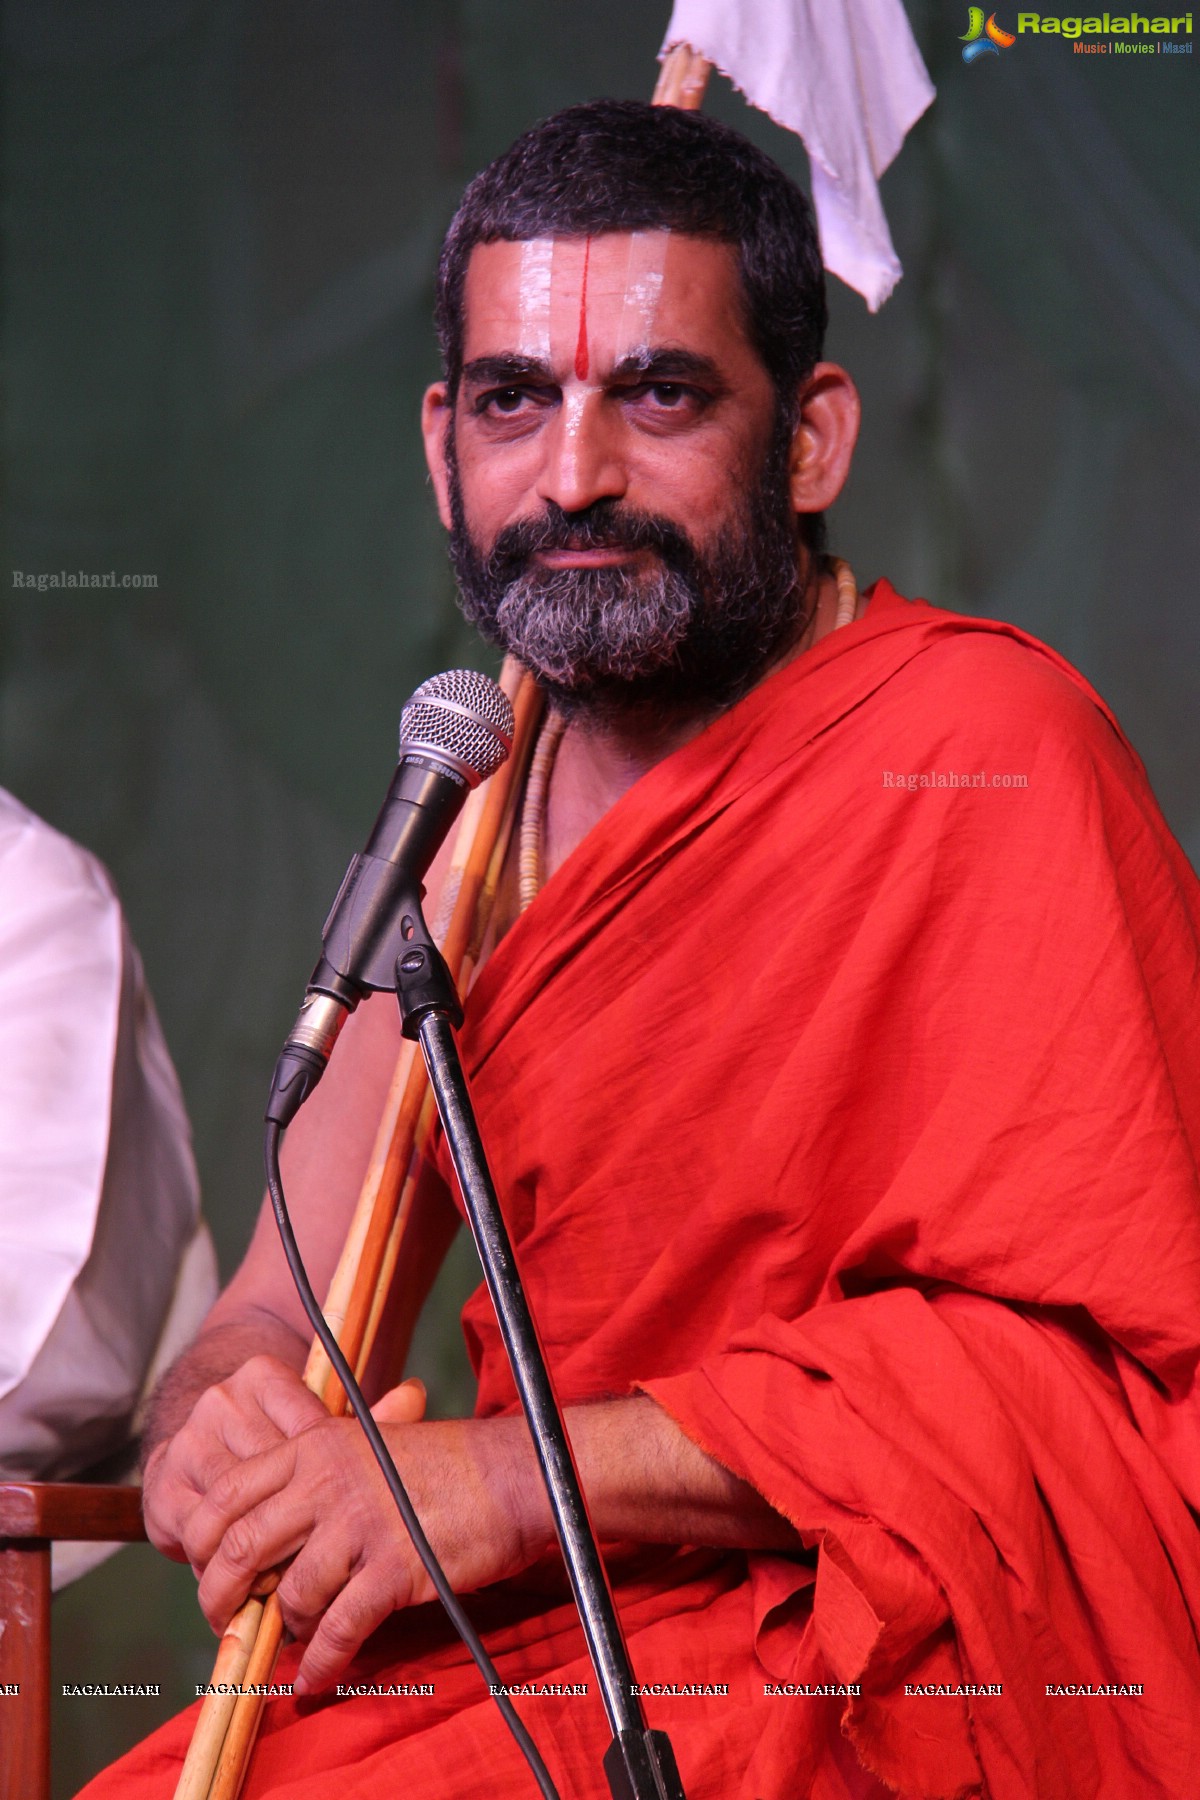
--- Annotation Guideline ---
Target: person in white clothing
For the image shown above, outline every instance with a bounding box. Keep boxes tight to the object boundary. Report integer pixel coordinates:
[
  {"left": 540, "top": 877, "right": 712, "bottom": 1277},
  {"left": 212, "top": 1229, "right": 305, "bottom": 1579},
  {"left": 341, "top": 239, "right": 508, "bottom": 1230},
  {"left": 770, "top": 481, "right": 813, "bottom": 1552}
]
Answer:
[{"left": 0, "top": 787, "right": 216, "bottom": 1581}]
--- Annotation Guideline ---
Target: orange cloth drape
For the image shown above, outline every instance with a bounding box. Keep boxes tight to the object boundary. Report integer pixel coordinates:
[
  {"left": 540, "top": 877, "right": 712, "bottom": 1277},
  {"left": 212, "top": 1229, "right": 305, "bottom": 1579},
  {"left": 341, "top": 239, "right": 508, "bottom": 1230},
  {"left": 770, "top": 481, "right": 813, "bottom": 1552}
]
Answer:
[{"left": 84, "top": 584, "right": 1200, "bottom": 1798}]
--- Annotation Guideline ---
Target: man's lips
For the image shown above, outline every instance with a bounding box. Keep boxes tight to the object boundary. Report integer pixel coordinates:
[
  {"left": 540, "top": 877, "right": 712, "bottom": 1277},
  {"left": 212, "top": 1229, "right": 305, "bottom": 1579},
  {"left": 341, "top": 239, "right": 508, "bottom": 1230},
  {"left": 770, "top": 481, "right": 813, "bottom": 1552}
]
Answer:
[{"left": 534, "top": 546, "right": 646, "bottom": 570}]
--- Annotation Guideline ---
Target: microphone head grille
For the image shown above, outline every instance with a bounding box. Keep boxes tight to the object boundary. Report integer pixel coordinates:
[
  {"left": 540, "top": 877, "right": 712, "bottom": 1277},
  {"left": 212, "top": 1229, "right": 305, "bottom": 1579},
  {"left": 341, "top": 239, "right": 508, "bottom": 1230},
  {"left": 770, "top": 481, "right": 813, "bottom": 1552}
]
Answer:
[{"left": 399, "top": 669, "right": 514, "bottom": 786}]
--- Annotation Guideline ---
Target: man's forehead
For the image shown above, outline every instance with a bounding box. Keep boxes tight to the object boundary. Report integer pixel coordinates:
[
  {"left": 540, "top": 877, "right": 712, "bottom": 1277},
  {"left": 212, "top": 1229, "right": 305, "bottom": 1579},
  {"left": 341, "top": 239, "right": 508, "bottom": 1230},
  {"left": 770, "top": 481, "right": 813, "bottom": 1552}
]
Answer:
[{"left": 459, "top": 232, "right": 749, "bottom": 366}]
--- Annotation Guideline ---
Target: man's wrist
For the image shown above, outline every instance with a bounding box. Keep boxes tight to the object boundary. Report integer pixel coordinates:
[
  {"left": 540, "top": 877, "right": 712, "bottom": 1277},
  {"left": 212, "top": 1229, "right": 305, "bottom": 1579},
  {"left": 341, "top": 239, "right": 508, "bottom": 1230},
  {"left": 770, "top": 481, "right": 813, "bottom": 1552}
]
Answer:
[{"left": 476, "top": 1415, "right": 554, "bottom": 1572}]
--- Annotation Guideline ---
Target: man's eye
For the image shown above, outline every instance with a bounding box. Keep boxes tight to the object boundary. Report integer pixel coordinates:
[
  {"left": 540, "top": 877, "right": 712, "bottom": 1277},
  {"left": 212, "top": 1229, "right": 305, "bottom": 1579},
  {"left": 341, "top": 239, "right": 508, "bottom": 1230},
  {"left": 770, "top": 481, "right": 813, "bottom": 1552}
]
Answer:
[
  {"left": 628, "top": 381, "right": 706, "bottom": 418},
  {"left": 485, "top": 388, "right": 527, "bottom": 414}
]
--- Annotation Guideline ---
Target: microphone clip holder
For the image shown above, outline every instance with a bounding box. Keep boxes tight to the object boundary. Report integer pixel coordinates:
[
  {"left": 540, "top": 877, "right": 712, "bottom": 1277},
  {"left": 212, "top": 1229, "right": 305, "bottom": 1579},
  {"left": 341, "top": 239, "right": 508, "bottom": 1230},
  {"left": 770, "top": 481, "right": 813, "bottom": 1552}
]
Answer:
[{"left": 392, "top": 898, "right": 463, "bottom": 1035}]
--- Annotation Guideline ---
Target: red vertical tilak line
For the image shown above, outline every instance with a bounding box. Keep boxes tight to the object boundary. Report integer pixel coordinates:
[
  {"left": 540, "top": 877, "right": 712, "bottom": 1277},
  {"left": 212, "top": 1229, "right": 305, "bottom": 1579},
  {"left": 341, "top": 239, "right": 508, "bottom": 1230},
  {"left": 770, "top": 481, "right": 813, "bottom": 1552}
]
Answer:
[{"left": 574, "top": 237, "right": 591, "bottom": 380}]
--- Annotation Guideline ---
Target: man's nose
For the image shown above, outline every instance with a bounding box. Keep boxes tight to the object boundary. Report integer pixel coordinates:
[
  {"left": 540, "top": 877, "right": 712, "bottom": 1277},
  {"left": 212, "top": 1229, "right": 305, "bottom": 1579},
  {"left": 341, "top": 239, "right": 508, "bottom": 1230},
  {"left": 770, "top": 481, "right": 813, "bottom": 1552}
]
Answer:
[{"left": 535, "top": 392, "right": 627, "bottom": 514}]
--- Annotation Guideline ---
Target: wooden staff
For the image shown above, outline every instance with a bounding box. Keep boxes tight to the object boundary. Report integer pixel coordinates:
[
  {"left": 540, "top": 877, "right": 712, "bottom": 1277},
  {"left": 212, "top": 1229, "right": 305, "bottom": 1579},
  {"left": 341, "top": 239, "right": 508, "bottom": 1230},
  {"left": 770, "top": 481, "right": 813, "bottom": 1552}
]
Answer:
[
  {"left": 652, "top": 42, "right": 712, "bottom": 108},
  {"left": 175, "top": 664, "right": 543, "bottom": 1800}
]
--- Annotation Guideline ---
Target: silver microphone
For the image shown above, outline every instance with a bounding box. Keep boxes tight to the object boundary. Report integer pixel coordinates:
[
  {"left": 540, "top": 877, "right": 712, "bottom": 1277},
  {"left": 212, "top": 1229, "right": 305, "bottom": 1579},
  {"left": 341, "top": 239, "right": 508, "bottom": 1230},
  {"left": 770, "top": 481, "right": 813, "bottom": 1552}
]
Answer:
[{"left": 266, "top": 669, "right": 513, "bottom": 1126}]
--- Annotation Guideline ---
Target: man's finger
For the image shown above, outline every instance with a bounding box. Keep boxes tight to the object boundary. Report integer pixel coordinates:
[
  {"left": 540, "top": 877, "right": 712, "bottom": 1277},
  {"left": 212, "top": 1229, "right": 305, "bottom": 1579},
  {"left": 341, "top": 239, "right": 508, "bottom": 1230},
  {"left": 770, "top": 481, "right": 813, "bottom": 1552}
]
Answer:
[
  {"left": 186, "top": 1439, "right": 307, "bottom": 1599},
  {"left": 162, "top": 1374, "right": 294, "bottom": 1504},
  {"left": 142, "top": 1436, "right": 234, "bottom": 1561},
  {"left": 273, "top": 1535, "right": 357, "bottom": 1644},
  {"left": 195, "top": 1473, "right": 315, "bottom": 1630},
  {"left": 241, "top": 1359, "right": 332, "bottom": 1439},
  {"left": 291, "top": 1567, "right": 406, "bottom": 1695},
  {"left": 141, "top": 1466, "right": 205, "bottom": 1563},
  {"left": 166, "top": 1416, "right": 273, "bottom": 1501},
  {"left": 370, "top": 1377, "right": 427, "bottom": 1426}
]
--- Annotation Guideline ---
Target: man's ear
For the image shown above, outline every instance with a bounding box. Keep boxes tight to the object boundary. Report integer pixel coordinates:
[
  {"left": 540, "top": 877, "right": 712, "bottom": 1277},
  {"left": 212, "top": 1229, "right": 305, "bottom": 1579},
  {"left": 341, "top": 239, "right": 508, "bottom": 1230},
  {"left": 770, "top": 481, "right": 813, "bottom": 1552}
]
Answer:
[
  {"left": 421, "top": 381, "right": 453, "bottom": 530},
  {"left": 788, "top": 363, "right": 861, "bottom": 516}
]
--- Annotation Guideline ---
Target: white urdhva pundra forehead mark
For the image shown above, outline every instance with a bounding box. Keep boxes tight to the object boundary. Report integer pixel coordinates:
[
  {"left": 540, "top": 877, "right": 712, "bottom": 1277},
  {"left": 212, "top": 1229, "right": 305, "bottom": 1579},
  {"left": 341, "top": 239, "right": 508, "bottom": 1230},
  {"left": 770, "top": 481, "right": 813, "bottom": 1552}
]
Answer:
[
  {"left": 616, "top": 231, "right": 668, "bottom": 363},
  {"left": 516, "top": 238, "right": 554, "bottom": 360}
]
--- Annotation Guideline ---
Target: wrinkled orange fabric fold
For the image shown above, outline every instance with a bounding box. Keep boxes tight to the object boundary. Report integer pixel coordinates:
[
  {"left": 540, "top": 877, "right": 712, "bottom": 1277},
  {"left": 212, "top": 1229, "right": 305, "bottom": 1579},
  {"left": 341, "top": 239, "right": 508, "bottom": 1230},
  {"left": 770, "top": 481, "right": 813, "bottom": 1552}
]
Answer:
[{"left": 83, "top": 585, "right": 1200, "bottom": 1798}]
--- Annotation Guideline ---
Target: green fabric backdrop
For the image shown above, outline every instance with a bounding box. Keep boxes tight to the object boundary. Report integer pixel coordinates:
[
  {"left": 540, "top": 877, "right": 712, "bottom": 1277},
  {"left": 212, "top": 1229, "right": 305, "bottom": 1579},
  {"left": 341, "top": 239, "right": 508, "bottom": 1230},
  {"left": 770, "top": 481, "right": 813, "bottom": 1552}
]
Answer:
[{"left": 1, "top": 3, "right": 1195, "bottom": 1790}]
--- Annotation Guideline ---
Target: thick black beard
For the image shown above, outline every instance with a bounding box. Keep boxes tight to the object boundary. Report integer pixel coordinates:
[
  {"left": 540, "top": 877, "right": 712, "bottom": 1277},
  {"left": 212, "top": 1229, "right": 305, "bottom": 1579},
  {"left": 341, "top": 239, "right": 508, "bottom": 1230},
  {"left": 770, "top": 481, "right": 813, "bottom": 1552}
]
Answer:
[{"left": 446, "top": 417, "right": 809, "bottom": 724}]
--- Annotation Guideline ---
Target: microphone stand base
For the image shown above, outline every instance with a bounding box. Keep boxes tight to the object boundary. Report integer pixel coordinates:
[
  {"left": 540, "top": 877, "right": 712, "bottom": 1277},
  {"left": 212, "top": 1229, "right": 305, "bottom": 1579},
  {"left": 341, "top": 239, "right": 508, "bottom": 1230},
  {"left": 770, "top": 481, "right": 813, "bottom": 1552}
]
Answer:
[{"left": 603, "top": 1729, "right": 687, "bottom": 1800}]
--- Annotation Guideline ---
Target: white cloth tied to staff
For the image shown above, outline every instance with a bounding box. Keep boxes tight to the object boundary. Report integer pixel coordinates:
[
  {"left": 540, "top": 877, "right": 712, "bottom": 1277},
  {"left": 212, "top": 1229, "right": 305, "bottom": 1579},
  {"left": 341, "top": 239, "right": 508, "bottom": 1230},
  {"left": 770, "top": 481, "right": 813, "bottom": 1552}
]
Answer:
[
  {"left": 0, "top": 789, "right": 216, "bottom": 1576},
  {"left": 660, "top": 0, "right": 935, "bottom": 309}
]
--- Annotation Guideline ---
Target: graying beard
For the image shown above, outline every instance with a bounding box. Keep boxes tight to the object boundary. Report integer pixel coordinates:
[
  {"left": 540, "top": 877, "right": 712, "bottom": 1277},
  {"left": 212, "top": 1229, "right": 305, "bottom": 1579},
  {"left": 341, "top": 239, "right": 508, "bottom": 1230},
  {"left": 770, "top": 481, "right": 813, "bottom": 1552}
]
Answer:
[{"left": 492, "top": 564, "right": 695, "bottom": 688}]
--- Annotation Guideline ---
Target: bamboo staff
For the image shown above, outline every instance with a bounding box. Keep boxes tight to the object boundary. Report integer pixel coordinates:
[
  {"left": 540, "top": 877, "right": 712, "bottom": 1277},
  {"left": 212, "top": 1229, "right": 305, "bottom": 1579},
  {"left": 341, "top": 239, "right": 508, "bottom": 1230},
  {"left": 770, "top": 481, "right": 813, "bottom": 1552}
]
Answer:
[
  {"left": 652, "top": 42, "right": 712, "bottom": 108},
  {"left": 175, "top": 664, "right": 543, "bottom": 1800}
]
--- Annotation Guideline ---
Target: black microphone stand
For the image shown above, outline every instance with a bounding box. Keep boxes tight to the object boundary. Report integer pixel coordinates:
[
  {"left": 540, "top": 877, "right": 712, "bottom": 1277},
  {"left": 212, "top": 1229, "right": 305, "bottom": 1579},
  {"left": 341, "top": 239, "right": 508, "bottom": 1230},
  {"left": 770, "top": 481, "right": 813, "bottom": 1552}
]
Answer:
[{"left": 394, "top": 916, "right": 687, "bottom": 1800}]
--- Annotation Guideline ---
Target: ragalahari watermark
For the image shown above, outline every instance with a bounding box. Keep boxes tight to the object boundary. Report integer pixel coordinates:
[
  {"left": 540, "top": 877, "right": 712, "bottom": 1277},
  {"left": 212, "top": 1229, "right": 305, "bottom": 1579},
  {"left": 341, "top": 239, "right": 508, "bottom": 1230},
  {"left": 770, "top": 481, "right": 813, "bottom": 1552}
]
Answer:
[
  {"left": 12, "top": 569, "right": 159, "bottom": 592},
  {"left": 883, "top": 770, "right": 1030, "bottom": 791}
]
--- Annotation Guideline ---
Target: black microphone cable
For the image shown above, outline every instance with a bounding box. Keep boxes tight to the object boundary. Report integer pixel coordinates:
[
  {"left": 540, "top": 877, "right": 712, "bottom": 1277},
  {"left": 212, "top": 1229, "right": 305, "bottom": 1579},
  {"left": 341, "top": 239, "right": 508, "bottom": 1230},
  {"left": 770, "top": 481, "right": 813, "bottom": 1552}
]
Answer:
[{"left": 264, "top": 1117, "right": 560, "bottom": 1800}]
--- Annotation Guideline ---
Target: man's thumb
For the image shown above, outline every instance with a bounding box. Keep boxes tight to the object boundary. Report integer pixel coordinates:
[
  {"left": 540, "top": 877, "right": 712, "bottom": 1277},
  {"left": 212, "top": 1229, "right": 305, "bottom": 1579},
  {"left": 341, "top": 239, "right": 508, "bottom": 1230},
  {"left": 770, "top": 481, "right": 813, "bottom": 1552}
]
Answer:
[{"left": 370, "top": 1376, "right": 427, "bottom": 1425}]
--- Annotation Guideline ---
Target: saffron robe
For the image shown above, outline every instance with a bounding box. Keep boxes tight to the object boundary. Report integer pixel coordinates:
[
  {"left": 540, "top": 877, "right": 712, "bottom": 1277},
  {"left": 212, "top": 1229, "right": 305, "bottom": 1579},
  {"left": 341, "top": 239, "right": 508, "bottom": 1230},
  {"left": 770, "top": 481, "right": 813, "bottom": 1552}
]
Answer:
[{"left": 82, "top": 584, "right": 1200, "bottom": 1798}]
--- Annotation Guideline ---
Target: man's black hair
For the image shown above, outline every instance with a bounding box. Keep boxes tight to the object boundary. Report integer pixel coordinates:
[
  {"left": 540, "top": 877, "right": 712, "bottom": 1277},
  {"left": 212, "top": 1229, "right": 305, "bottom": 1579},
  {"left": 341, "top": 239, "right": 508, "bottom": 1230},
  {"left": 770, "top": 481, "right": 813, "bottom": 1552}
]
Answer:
[{"left": 435, "top": 98, "right": 828, "bottom": 420}]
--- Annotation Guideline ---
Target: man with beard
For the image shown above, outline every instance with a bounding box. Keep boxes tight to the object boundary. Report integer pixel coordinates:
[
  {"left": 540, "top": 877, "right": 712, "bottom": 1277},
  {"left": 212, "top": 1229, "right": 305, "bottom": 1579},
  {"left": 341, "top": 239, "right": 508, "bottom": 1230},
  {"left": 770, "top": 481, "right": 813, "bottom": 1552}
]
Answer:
[{"left": 85, "top": 103, "right": 1200, "bottom": 1799}]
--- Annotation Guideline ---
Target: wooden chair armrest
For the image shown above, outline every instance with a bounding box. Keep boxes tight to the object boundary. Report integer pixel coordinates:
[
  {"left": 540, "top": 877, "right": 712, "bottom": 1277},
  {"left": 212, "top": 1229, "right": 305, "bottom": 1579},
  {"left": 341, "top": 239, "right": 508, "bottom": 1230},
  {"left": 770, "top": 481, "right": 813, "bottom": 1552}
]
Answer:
[
  {"left": 0, "top": 1485, "right": 146, "bottom": 1800},
  {"left": 0, "top": 1482, "right": 145, "bottom": 1544}
]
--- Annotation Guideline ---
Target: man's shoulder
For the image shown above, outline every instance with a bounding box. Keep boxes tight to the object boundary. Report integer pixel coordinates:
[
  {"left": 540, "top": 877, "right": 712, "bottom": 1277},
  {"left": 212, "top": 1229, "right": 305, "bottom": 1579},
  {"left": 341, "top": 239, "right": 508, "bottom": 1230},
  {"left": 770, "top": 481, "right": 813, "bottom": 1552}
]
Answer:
[{"left": 868, "top": 613, "right": 1129, "bottom": 775}]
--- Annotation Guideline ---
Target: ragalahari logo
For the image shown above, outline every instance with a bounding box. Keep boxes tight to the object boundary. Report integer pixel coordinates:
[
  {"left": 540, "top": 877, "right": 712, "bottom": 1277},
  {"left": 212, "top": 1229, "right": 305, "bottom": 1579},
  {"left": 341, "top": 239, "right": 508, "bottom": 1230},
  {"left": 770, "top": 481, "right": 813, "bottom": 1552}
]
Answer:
[{"left": 961, "top": 7, "right": 1018, "bottom": 58}]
